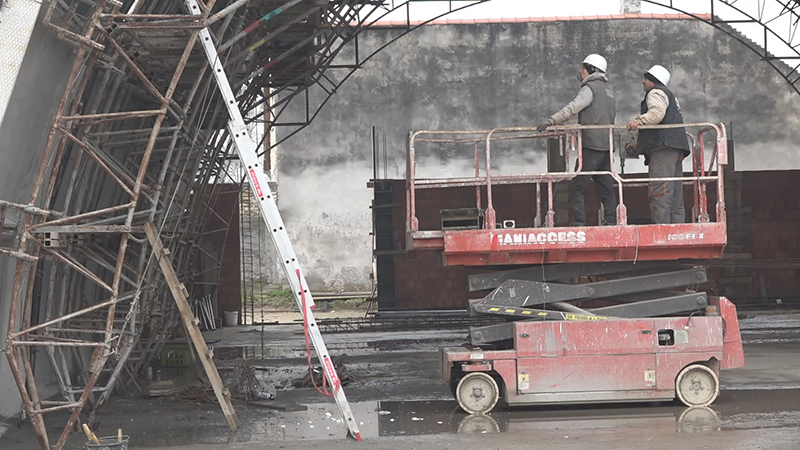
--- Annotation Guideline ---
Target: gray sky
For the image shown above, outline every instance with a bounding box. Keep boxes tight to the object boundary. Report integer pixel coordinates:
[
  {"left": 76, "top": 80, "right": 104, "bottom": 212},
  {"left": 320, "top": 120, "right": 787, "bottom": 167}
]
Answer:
[{"left": 375, "top": 0, "right": 799, "bottom": 69}]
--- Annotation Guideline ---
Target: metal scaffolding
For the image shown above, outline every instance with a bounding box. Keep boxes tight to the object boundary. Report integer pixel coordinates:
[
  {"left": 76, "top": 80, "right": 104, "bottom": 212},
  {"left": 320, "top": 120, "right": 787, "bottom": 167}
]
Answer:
[{"left": 0, "top": 0, "right": 397, "bottom": 447}]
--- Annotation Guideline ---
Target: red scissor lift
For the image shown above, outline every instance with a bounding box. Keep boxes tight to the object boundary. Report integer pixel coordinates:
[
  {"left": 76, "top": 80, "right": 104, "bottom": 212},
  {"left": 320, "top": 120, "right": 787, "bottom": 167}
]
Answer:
[{"left": 404, "top": 123, "right": 745, "bottom": 414}]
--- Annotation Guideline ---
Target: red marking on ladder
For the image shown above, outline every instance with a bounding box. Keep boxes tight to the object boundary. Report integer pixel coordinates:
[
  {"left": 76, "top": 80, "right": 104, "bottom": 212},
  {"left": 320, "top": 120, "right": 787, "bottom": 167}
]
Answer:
[
  {"left": 248, "top": 169, "right": 263, "bottom": 197},
  {"left": 297, "top": 269, "right": 333, "bottom": 398},
  {"left": 323, "top": 356, "right": 341, "bottom": 394}
]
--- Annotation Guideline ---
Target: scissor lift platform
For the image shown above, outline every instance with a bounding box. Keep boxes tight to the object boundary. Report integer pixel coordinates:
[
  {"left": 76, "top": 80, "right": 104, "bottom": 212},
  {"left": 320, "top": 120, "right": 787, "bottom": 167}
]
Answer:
[
  {"left": 402, "top": 124, "right": 744, "bottom": 413},
  {"left": 405, "top": 123, "right": 730, "bottom": 266},
  {"left": 418, "top": 221, "right": 726, "bottom": 266}
]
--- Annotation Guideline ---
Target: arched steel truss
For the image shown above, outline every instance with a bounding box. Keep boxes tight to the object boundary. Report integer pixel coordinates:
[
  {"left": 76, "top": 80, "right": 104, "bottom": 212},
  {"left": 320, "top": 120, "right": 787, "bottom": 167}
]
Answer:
[
  {"left": 257, "top": 0, "right": 800, "bottom": 154},
  {"left": 645, "top": 0, "right": 800, "bottom": 95}
]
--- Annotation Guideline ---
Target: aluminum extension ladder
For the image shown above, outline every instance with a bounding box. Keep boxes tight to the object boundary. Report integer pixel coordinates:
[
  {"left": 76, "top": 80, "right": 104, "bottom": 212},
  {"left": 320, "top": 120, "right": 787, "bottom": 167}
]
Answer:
[{"left": 188, "top": 0, "right": 362, "bottom": 440}]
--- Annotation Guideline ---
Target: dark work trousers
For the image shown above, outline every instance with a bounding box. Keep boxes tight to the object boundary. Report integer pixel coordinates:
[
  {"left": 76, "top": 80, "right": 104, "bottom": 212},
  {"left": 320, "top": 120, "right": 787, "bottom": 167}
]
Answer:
[
  {"left": 568, "top": 148, "right": 618, "bottom": 225},
  {"left": 648, "top": 147, "right": 686, "bottom": 224}
]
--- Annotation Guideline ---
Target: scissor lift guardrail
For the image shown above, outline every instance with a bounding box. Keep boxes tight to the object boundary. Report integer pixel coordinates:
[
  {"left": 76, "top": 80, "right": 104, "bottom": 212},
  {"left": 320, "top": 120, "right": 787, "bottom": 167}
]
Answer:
[{"left": 406, "top": 123, "right": 729, "bottom": 266}]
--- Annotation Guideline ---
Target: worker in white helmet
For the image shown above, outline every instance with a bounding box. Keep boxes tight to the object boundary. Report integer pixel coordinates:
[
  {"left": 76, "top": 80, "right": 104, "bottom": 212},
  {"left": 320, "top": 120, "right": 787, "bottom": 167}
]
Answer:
[
  {"left": 537, "top": 54, "right": 617, "bottom": 226},
  {"left": 627, "top": 65, "right": 691, "bottom": 224}
]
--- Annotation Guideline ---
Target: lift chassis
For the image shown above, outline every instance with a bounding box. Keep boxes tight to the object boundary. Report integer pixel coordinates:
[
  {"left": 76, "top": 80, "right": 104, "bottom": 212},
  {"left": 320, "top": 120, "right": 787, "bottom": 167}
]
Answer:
[{"left": 442, "top": 295, "right": 744, "bottom": 414}]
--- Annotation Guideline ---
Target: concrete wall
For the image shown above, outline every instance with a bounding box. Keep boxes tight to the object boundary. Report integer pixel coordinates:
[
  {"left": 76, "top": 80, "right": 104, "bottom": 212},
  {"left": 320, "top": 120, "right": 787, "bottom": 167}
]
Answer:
[
  {"left": 274, "top": 17, "right": 800, "bottom": 292},
  {"left": 0, "top": 5, "right": 75, "bottom": 418}
]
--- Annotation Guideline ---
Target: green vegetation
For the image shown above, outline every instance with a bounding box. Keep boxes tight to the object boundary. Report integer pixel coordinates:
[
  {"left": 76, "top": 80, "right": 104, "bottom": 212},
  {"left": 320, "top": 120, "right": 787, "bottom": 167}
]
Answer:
[{"left": 242, "top": 287, "right": 370, "bottom": 311}]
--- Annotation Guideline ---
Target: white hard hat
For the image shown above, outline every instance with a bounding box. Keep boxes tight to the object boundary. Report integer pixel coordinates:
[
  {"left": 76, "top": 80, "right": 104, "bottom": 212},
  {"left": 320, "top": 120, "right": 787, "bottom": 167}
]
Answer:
[
  {"left": 645, "top": 65, "right": 671, "bottom": 86},
  {"left": 583, "top": 54, "right": 607, "bottom": 73}
]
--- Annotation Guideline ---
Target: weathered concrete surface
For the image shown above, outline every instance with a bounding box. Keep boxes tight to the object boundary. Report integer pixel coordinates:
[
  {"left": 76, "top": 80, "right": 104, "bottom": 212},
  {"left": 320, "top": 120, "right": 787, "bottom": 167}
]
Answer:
[
  {"left": 273, "top": 18, "right": 800, "bottom": 292},
  {"left": 0, "top": 4, "right": 77, "bottom": 418},
  {"left": 0, "top": 0, "right": 43, "bottom": 126},
  {"left": 2, "top": 311, "right": 800, "bottom": 449}
]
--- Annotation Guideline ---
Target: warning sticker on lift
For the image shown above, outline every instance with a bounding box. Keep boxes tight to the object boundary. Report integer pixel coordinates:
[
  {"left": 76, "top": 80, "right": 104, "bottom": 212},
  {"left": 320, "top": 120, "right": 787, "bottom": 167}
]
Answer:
[
  {"left": 645, "top": 369, "right": 656, "bottom": 383},
  {"left": 667, "top": 232, "right": 705, "bottom": 242},
  {"left": 564, "top": 313, "right": 609, "bottom": 321},
  {"left": 518, "top": 373, "right": 530, "bottom": 390}
]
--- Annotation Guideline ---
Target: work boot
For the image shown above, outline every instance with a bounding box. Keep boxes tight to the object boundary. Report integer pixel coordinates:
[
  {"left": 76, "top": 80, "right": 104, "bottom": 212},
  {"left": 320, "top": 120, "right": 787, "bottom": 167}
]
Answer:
[{"left": 570, "top": 221, "right": 586, "bottom": 227}]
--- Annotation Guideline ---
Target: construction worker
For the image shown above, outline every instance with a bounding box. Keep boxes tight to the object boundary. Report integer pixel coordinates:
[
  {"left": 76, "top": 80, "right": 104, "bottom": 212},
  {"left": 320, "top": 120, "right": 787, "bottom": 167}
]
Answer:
[
  {"left": 626, "top": 65, "right": 691, "bottom": 224},
  {"left": 538, "top": 54, "right": 617, "bottom": 226}
]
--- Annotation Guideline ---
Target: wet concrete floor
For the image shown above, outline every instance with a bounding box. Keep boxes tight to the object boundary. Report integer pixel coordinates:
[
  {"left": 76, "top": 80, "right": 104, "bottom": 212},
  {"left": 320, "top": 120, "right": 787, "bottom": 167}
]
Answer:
[{"left": 2, "top": 311, "right": 800, "bottom": 449}]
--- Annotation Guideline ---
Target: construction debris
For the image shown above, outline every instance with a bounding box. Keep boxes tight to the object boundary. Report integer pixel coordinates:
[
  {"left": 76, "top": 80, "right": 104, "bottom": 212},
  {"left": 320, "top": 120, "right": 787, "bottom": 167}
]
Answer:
[
  {"left": 229, "top": 359, "right": 274, "bottom": 401},
  {"left": 292, "top": 355, "right": 358, "bottom": 389},
  {"left": 179, "top": 383, "right": 216, "bottom": 403},
  {"left": 192, "top": 295, "right": 217, "bottom": 331},
  {"left": 146, "top": 381, "right": 182, "bottom": 398}
]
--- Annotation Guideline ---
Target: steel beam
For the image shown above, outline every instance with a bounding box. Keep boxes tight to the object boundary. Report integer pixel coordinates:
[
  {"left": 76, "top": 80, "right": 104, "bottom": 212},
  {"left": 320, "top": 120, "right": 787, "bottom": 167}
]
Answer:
[
  {"left": 471, "top": 279, "right": 594, "bottom": 309},
  {"left": 470, "top": 322, "right": 516, "bottom": 346},
  {"left": 471, "top": 304, "right": 611, "bottom": 322},
  {"left": 590, "top": 292, "right": 708, "bottom": 318},
  {"left": 467, "top": 261, "right": 673, "bottom": 291}
]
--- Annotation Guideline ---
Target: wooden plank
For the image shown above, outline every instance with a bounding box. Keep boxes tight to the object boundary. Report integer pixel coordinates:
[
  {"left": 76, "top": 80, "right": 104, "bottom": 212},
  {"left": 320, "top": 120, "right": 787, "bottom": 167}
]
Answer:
[
  {"left": 144, "top": 222, "right": 238, "bottom": 431},
  {"left": 146, "top": 380, "right": 181, "bottom": 397}
]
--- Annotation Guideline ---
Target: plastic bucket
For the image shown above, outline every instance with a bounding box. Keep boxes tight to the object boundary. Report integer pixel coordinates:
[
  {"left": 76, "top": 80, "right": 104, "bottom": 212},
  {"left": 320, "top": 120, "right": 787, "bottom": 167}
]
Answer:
[
  {"left": 85, "top": 435, "right": 129, "bottom": 450},
  {"left": 223, "top": 310, "right": 239, "bottom": 327}
]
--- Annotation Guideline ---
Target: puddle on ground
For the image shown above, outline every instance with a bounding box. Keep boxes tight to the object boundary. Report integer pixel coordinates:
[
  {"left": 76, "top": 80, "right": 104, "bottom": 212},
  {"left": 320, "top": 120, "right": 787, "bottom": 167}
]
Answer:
[
  {"left": 115, "top": 398, "right": 755, "bottom": 447},
  {"left": 41, "top": 389, "right": 800, "bottom": 448}
]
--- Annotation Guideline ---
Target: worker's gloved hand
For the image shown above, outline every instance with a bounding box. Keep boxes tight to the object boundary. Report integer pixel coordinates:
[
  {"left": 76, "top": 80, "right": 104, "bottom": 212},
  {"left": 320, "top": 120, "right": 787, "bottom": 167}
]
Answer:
[{"left": 536, "top": 120, "right": 552, "bottom": 132}]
